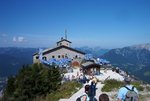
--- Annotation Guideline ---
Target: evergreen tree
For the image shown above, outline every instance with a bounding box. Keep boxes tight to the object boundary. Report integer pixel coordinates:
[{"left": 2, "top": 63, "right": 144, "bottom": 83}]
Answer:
[{"left": 3, "top": 63, "right": 62, "bottom": 101}]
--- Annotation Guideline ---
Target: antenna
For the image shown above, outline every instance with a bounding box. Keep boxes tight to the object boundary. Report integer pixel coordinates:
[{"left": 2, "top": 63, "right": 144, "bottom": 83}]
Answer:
[{"left": 65, "top": 29, "right": 67, "bottom": 39}]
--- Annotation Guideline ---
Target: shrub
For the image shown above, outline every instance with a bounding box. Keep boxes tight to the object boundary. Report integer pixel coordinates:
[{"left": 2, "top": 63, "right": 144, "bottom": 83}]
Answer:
[
  {"left": 46, "top": 81, "right": 82, "bottom": 101},
  {"left": 101, "top": 79, "right": 123, "bottom": 92},
  {"left": 131, "top": 82, "right": 144, "bottom": 91},
  {"left": 146, "top": 86, "right": 150, "bottom": 91},
  {"left": 102, "top": 79, "right": 144, "bottom": 92}
]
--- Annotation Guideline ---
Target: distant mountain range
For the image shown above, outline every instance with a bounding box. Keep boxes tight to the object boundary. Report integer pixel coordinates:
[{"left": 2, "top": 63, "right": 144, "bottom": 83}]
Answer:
[
  {"left": 0, "top": 47, "right": 37, "bottom": 77},
  {"left": 0, "top": 44, "right": 150, "bottom": 83},
  {"left": 101, "top": 43, "right": 150, "bottom": 83},
  {"left": 75, "top": 46, "right": 109, "bottom": 58}
]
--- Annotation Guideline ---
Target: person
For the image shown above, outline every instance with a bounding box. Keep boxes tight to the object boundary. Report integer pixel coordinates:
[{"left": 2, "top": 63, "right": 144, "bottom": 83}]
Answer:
[
  {"left": 83, "top": 75, "right": 87, "bottom": 84},
  {"left": 84, "top": 79, "right": 90, "bottom": 86},
  {"left": 117, "top": 76, "right": 139, "bottom": 101},
  {"left": 83, "top": 84, "right": 90, "bottom": 101},
  {"left": 89, "top": 81, "right": 96, "bottom": 101},
  {"left": 92, "top": 76, "right": 97, "bottom": 85},
  {"left": 76, "top": 84, "right": 90, "bottom": 101},
  {"left": 99, "top": 93, "right": 109, "bottom": 101},
  {"left": 79, "top": 74, "right": 83, "bottom": 83}
]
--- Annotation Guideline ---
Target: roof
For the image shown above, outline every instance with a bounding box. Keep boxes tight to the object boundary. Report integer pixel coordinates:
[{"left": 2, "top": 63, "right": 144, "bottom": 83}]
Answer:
[
  {"left": 57, "top": 39, "right": 72, "bottom": 44},
  {"left": 82, "top": 61, "right": 101, "bottom": 69},
  {"left": 33, "top": 45, "right": 85, "bottom": 56},
  {"left": 82, "top": 61, "right": 94, "bottom": 67}
]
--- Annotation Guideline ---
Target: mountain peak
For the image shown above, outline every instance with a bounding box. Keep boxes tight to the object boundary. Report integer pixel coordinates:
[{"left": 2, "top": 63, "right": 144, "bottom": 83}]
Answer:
[
  {"left": 101, "top": 43, "right": 150, "bottom": 83},
  {"left": 130, "top": 43, "right": 150, "bottom": 51}
]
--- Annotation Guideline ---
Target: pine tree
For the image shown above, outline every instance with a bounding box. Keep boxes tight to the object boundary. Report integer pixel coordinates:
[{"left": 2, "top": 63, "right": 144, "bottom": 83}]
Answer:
[{"left": 3, "top": 63, "right": 62, "bottom": 101}]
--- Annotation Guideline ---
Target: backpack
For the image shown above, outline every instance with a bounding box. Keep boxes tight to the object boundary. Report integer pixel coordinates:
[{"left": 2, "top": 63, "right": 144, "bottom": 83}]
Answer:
[
  {"left": 76, "top": 94, "right": 88, "bottom": 101},
  {"left": 124, "top": 86, "right": 138, "bottom": 101}
]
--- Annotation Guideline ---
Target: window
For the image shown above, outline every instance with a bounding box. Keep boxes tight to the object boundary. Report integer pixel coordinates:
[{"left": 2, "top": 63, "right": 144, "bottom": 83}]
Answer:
[
  {"left": 62, "top": 55, "right": 64, "bottom": 58},
  {"left": 52, "top": 56, "right": 55, "bottom": 58},
  {"left": 36, "top": 56, "right": 39, "bottom": 59},
  {"left": 65, "top": 54, "right": 68, "bottom": 58},
  {"left": 42, "top": 56, "right": 47, "bottom": 61},
  {"left": 75, "top": 55, "right": 78, "bottom": 58},
  {"left": 58, "top": 55, "right": 60, "bottom": 58}
]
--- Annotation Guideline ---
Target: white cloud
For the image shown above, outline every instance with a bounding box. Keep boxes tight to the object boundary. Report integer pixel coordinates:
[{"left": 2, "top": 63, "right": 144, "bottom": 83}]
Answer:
[
  {"left": 18, "top": 36, "right": 25, "bottom": 42},
  {"left": 13, "top": 36, "right": 26, "bottom": 42}
]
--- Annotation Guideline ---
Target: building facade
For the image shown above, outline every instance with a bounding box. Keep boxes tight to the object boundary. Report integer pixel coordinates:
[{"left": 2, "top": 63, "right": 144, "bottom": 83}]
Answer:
[{"left": 33, "top": 37, "right": 85, "bottom": 63}]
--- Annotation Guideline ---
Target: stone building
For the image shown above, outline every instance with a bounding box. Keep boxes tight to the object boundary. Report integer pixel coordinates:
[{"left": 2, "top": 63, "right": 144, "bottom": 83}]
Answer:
[{"left": 33, "top": 37, "right": 85, "bottom": 63}]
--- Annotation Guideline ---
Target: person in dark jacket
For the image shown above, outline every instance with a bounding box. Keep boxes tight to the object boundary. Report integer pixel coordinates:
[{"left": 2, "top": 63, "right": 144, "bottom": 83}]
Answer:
[{"left": 89, "top": 81, "right": 96, "bottom": 101}]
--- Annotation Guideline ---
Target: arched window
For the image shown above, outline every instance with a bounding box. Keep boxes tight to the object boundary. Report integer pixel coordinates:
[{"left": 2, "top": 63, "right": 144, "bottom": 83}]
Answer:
[
  {"left": 36, "top": 56, "right": 39, "bottom": 59},
  {"left": 42, "top": 56, "right": 47, "bottom": 61}
]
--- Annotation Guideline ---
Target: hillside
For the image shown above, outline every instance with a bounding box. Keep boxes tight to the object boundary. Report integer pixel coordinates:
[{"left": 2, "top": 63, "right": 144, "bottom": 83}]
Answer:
[
  {"left": 101, "top": 43, "right": 150, "bottom": 83},
  {"left": 0, "top": 47, "right": 37, "bottom": 77}
]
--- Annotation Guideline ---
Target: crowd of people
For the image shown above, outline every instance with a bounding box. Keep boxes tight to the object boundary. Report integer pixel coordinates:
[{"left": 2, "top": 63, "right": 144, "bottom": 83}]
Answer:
[
  {"left": 62, "top": 67, "right": 139, "bottom": 101},
  {"left": 77, "top": 76, "right": 139, "bottom": 101}
]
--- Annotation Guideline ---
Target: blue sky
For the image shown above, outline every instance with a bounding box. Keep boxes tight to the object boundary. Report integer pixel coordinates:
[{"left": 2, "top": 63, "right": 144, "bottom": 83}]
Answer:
[{"left": 0, "top": 0, "right": 150, "bottom": 49}]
